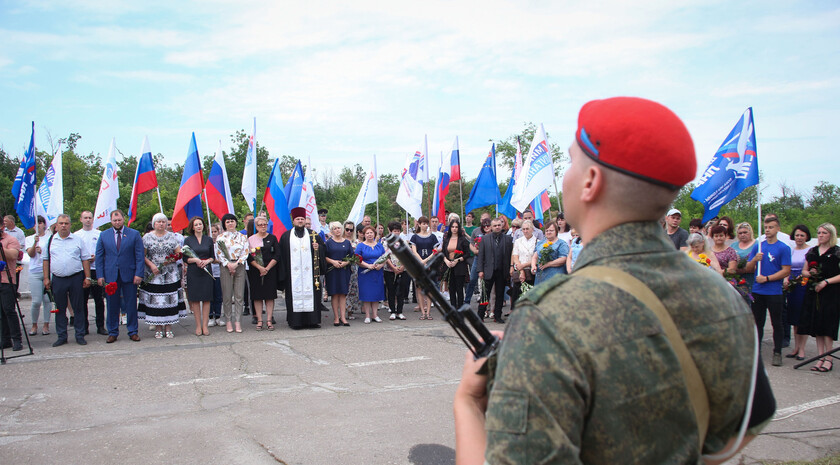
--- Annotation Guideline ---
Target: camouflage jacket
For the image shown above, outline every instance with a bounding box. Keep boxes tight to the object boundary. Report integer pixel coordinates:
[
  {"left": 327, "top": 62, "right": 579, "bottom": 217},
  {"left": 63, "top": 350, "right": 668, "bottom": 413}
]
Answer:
[{"left": 484, "top": 221, "right": 756, "bottom": 464}]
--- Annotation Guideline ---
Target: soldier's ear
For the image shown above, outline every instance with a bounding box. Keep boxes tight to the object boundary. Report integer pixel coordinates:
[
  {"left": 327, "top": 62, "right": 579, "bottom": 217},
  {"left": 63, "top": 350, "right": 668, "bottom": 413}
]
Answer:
[{"left": 579, "top": 165, "right": 605, "bottom": 203}]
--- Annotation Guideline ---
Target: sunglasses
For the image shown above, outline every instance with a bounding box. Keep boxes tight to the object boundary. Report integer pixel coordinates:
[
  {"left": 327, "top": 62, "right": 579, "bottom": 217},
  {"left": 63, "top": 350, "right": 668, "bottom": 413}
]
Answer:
[{"left": 345, "top": 228, "right": 353, "bottom": 232}]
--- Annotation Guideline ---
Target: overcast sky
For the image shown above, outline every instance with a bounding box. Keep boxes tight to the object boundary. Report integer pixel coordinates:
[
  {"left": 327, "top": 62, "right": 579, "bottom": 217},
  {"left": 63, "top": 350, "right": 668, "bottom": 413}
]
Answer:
[{"left": 1, "top": 0, "right": 837, "bottom": 200}]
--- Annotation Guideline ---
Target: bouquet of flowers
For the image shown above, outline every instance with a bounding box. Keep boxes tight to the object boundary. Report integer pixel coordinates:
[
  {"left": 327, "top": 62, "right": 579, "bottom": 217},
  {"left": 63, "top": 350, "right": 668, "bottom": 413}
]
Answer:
[
  {"left": 519, "top": 281, "right": 534, "bottom": 296},
  {"left": 105, "top": 282, "right": 118, "bottom": 296},
  {"left": 144, "top": 252, "right": 183, "bottom": 282},
  {"left": 478, "top": 280, "right": 489, "bottom": 317},
  {"left": 538, "top": 241, "right": 555, "bottom": 267},
  {"left": 182, "top": 245, "right": 213, "bottom": 277},
  {"left": 249, "top": 246, "right": 264, "bottom": 267},
  {"left": 216, "top": 239, "right": 232, "bottom": 262},
  {"left": 361, "top": 251, "right": 391, "bottom": 274},
  {"left": 725, "top": 274, "right": 753, "bottom": 304},
  {"left": 440, "top": 249, "right": 465, "bottom": 284},
  {"left": 327, "top": 253, "right": 362, "bottom": 273},
  {"left": 696, "top": 253, "right": 712, "bottom": 267}
]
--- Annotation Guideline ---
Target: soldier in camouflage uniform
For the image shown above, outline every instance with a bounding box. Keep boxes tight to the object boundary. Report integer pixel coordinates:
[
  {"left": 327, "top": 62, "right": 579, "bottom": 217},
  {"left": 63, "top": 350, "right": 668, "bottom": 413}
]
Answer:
[{"left": 453, "top": 97, "right": 775, "bottom": 464}]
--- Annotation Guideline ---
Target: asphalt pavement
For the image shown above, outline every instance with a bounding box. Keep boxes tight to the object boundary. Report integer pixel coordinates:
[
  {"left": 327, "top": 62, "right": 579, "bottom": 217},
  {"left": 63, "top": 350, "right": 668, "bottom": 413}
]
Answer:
[{"left": 1, "top": 296, "right": 838, "bottom": 464}]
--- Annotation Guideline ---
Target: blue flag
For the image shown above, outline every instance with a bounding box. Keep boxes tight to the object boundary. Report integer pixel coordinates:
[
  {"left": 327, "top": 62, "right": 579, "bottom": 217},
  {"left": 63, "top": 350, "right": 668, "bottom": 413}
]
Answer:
[
  {"left": 14, "top": 122, "right": 37, "bottom": 229},
  {"left": 465, "top": 144, "right": 500, "bottom": 214},
  {"left": 284, "top": 160, "right": 305, "bottom": 209},
  {"left": 691, "top": 108, "right": 758, "bottom": 222},
  {"left": 498, "top": 167, "right": 517, "bottom": 219}
]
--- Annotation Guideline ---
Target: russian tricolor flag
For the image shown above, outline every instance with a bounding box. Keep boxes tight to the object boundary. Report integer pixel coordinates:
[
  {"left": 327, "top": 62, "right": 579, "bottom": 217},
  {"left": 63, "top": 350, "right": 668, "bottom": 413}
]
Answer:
[
  {"left": 206, "top": 140, "right": 235, "bottom": 221},
  {"left": 171, "top": 132, "right": 206, "bottom": 231},
  {"left": 264, "top": 158, "right": 292, "bottom": 237},
  {"left": 127, "top": 136, "right": 159, "bottom": 226},
  {"left": 432, "top": 137, "right": 458, "bottom": 223}
]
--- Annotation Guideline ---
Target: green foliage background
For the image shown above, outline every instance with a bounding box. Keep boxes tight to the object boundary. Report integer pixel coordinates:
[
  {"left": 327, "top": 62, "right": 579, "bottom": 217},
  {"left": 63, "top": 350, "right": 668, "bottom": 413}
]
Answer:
[{"left": 1, "top": 125, "right": 837, "bottom": 235}]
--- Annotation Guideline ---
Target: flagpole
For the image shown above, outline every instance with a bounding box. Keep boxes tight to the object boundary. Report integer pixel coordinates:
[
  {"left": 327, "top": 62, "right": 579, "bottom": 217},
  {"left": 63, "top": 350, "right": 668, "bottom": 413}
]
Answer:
[
  {"left": 203, "top": 189, "right": 212, "bottom": 224},
  {"left": 459, "top": 178, "right": 465, "bottom": 220},
  {"left": 156, "top": 187, "right": 164, "bottom": 214},
  {"left": 756, "top": 182, "right": 762, "bottom": 276},
  {"left": 374, "top": 154, "right": 380, "bottom": 228}
]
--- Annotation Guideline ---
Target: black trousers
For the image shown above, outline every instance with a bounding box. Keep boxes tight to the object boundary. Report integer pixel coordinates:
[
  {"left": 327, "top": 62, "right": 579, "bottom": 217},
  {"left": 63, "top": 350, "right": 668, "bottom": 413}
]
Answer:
[
  {"left": 752, "top": 293, "right": 784, "bottom": 353},
  {"left": 484, "top": 270, "right": 508, "bottom": 320},
  {"left": 53, "top": 272, "right": 86, "bottom": 341},
  {"left": 83, "top": 269, "right": 105, "bottom": 330},
  {"left": 449, "top": 274, "right": 466, "bottom": 308},
  {"left": 511, "top": 271, "right": 536, "bottom": 313},
  {"left": 0, "top": 283, "right": 21, "bottom": 344},
  {"left": 384, "top": 271, "right": 409, "bottom": 314}
]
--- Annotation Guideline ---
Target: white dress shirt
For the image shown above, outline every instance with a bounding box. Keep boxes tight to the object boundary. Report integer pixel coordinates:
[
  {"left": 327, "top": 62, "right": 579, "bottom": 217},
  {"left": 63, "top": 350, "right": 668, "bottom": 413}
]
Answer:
[{"left": 44, "top": 233, "right": 90, "bottom": 277}]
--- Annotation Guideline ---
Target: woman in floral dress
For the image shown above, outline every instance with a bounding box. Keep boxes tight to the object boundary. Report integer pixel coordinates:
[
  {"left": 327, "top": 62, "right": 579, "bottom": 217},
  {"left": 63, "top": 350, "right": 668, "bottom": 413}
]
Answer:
[{"left": 139, "top": 213, "right": 187, "bottom": 339}]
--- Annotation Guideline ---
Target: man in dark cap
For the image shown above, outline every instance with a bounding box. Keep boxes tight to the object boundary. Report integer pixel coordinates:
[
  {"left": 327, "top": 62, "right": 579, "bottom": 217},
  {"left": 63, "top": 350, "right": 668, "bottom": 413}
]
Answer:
[
  {"left": 279, "top": 207, "right": 326, "bottom": 329},
  {"left": 453, "top": 97, "right": 775, "bottom": 464}
]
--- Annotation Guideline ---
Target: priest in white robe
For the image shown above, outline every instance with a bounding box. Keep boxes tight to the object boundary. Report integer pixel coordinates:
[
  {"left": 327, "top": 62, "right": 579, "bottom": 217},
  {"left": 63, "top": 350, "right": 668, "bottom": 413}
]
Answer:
[{"left": 279, "top": 207, "right": 326, "bottom": 329}]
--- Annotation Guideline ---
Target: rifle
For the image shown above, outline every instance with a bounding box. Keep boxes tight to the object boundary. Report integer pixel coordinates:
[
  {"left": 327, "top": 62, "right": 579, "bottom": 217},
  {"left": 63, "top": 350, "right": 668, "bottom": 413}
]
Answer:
[{"left": 385, "top": 233, "right": 499, "bottom": 359}]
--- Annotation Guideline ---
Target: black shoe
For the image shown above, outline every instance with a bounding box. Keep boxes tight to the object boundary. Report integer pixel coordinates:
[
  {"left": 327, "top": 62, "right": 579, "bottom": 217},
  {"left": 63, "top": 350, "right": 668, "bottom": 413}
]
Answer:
[
  {"left": 52, "top": 339, "right": 68, "bottom": 347},
  {"left": 69, "top": 316, "right": 75, "bottom": 325},
  {"left": 782, "top": 340, "right": 790, "bottom": 348},
  {"left": 494, "top": 318, "right": 505, "bottom": 324},
  {"left": 251, "top": 316, "right": 258, "bottom": 324},
  {"left": 76, "top": 338, "right": 87, "bottom": 346},
  {"left": 97, "top": 328, "right": 108, "bottom": 336},
  {"left": 12, "top": 340, "right": 23, "bottom": 351},
  {"left": 271, "top": 317, "right": 276, "bottom": 325}
]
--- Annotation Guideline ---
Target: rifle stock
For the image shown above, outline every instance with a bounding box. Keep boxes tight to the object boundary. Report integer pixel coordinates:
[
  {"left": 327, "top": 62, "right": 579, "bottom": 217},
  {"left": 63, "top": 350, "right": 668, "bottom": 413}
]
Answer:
[{"left": 385, "top": 233, "right": 499, "bottom": 359}]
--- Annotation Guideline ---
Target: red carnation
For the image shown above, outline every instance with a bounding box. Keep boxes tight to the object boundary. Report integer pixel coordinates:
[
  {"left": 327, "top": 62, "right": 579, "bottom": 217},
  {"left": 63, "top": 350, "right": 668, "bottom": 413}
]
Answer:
[
  {"left": 809, "top": 261, "right": 818, "bottom": 267},
  {"left": 105, "top": 282, "right": 118, "bottom": 296},
  {"left": 706, "top": 258, "right": 711, "bottom": 265},
  {"left": 432, "top": 249, "right": 439, "bottom": 254},
  {"left": 738, "top": 279, "right": 746, "bottom": 285},
  {"left": 454, "top": 249, "right": 463, "bottom": 255},
  {"left": 355, "top": 254, "right": 364, "bottom": 262},
  {"left": 475, "top": 237, "right": 482, "bottom": 244}
]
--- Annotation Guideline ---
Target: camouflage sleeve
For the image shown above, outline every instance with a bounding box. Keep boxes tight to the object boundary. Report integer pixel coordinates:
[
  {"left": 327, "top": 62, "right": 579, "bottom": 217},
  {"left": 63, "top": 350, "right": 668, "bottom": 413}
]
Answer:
[{"left": 484, "top": 300, "right": 588, "bottom": 464}]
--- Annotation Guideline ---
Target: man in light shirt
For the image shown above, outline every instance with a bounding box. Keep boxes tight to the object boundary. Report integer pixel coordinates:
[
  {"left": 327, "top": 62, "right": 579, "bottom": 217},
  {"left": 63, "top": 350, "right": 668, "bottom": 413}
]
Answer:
[{"left": 75, "top": 210, "right": 106, "bottom": 336}]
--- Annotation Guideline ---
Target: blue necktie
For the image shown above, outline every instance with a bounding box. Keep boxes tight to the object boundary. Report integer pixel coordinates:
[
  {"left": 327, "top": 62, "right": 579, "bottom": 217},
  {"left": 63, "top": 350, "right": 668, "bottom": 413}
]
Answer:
[{"left": 116, "top": 229, "right": 122, "bottom": 251}]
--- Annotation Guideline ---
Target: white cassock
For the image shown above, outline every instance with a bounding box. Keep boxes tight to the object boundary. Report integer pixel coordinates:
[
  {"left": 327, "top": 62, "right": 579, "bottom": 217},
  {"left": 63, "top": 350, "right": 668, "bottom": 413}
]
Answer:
[{"left": 288, "top": 232, "right": 314, "bottom": 313}]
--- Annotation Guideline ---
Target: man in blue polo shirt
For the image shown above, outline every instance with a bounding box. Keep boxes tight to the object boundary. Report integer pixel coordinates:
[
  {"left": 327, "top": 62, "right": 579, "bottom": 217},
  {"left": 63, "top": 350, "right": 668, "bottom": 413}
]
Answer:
[{"left": 746, "top": 215, "right": 791, "bottom": 367}]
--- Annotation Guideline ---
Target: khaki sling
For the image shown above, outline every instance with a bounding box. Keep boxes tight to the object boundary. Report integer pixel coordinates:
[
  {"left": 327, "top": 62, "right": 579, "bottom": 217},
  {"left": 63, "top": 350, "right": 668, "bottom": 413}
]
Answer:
[{"left": 575, "top": 266, "right": 710, "bottom": 450}]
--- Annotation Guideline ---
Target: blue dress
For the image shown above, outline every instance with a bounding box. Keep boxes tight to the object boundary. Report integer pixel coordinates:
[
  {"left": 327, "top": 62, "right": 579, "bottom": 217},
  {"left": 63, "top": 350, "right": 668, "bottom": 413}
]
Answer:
[
  {"left": 324, "top": 238, "right": 353, "bottom": 295},
  {"left": 535, "top": 238, "right": 570, "bottom": 285},
  {"left": 355, "top": 241, "right": 386, "bottom": 302}
]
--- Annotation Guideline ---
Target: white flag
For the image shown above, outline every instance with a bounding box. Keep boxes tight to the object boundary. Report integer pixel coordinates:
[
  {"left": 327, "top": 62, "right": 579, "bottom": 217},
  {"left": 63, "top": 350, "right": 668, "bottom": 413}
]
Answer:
[
  {"left": 93, "top": 138, "right": 120, "bottom": 228},
  {"left": 303, "top": 159, "right": 322, "bottom": 234},
  {"left": 35, "top": 142, "right": 63, "bottom": 227},
  {"left": 396, "top": 153, "right": 423, "bottom": 219},
  {"left": 511, "top": 124, "right": 554, "bottom": 212},
  {"left": 346, "top": 155, "right": 379, "bottom": 226},
  {"left": 241, "top": 118, "right": 257, "bottom": 212}
]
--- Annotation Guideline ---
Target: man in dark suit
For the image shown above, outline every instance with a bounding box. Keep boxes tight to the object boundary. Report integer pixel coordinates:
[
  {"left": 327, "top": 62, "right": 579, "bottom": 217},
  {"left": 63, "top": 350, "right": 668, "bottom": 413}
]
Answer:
[
  {"left": 474, "top": 217, "right": 513, "bottom": 323},
  {"left": 95, "top": 210, "right": 145, "bottom": 342}
]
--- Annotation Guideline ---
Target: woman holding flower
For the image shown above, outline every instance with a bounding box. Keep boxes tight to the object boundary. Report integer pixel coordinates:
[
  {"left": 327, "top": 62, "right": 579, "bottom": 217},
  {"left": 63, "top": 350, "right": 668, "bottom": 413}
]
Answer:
[
  {"left": 797, "top": 223, "right": 840, "bottom": 372},
  {"left": 324, "top": 221, "right": 353, "bottom": 325},
  {"left": 246, "top": 217, "right": 280, "bottom": 331},
  {"left": 784, "top": 224, "right": 812, "bottom": 360},
  {"left": 356, "top": 226, "right": 386, "bottom": 323},
  {"left": 510, "top": 220, "right": 538, "bottom": 308},
  {"left": 410, "top": 217, "right": 438, "bottom": 320},
  {"left": 733, "top": 222, "right": 757, "bottom": 288},
  {"left": 710, "top": 225, "right": 738, "bottom": 276},
  {"left": 138, "top": 213, "right": 187, "bottom": 339},
  {"left": 184, "top": 216, "right": 215, "bottom": 336},
  {"left": 215, "top": 213, "right": 249, "bottom": 333},
  {"left": 441, "top": 219, "right": 471, "bottom": 308},
  {"left": 532, "top": 222, "right": 569, "bottom": 285},
  {"left": 686, "top": 233, "right": 721, "bottom": 273}
]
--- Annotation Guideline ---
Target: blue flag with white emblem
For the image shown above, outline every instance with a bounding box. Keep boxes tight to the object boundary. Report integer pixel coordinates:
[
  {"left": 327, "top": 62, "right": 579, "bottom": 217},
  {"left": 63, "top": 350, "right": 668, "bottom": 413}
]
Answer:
[
  {"left": 14, "top": 122, "right": 37, "bottom": 229},
  {"left": 691, "top": 108, "right": 758, "bottom": 222}
]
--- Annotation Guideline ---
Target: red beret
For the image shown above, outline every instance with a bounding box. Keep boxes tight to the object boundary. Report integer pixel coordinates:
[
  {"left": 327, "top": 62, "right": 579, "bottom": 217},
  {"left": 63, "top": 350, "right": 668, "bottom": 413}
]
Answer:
[
  {"left": 290, "top": 207, "right": 307, "bottom": 219},
  {"left": 575, "top": 97, "right": 696, "bottom": 190}
]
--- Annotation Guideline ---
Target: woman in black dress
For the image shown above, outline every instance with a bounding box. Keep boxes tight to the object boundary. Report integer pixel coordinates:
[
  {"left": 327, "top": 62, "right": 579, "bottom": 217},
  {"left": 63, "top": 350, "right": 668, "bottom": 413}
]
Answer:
[
  {"left": 246, "top": 217, "right": 280, "bottom": 330},
  {"left": 797, "top": 223, "right": 840, "bottom": 372},
  {"left": 184, "top": 217, "right": 216, "bottom": 336},
  {"left": 324, "top": 221, "right": 353, "bottom": 326},
  {"left": 441, "top": 219, "right": 471, "bottom": 308}
]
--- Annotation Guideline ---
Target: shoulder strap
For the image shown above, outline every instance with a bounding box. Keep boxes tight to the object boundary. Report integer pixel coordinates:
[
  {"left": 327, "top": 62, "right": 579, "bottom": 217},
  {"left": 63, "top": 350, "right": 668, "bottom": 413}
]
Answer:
[
  {"left": 46, "top": 234, "right": 55, "bottom": 263},
  {"left": 574, "top": 265, "right": 710, "bottom": 451}
]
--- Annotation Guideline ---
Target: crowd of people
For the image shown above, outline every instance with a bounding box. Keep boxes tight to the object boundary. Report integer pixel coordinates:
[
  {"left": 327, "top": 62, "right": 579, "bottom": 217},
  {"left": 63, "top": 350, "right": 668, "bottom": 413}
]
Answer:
[
  {"left": 1, "top": 201, "right": 837, "bottom": 370},
  {"left": 0, "top": 204, "right": 583, "bottom": 351},
  {"left": 664, "top": 208, "right": 840, "bottom": 369}
]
